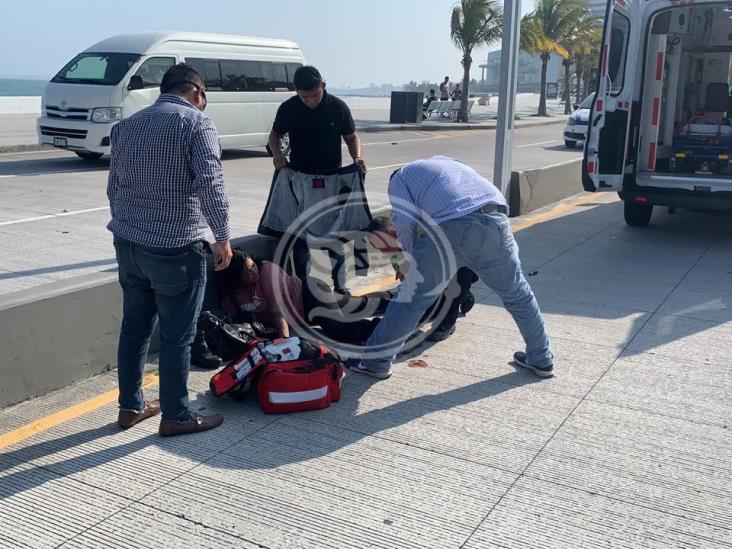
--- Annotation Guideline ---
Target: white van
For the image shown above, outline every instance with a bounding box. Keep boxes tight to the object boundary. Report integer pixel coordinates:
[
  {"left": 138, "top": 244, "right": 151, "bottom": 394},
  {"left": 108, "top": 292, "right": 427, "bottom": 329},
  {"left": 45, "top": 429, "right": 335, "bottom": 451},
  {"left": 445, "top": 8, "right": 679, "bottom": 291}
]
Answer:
[
  {"left": 37, "top": 32, "right": 305, "bottom": 160},
  {"left": 583, "top": 0, "right": 732, "bottom": 225}
]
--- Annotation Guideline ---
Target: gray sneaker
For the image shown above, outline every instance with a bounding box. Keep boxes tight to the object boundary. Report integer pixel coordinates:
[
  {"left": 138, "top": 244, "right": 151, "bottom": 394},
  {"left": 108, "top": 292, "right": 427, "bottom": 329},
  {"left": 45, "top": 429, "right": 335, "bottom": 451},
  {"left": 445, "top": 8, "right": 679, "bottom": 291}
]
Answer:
[
  {"left": 347, "top": 361, "right": 392, "bottom": 380},
  {"left": 513, "top": 352, "right": 554, "bottom": 378}
]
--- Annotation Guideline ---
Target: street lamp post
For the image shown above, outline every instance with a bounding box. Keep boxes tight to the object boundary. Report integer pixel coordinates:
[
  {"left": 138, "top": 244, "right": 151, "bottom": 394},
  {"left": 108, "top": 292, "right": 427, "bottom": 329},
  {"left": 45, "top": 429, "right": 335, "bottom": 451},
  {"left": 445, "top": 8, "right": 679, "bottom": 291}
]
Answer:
[{"left": 493, "top": 0, "right": 522, "bottom": 201}]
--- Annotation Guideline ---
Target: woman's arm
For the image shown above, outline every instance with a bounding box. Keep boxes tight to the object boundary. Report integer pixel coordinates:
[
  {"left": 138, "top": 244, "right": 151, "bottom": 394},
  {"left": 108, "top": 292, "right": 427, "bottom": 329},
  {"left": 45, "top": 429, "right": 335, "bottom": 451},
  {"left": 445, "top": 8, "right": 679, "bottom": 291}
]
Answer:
[{"left": 270, "top": 310, "right": 290, "bottom": 338}]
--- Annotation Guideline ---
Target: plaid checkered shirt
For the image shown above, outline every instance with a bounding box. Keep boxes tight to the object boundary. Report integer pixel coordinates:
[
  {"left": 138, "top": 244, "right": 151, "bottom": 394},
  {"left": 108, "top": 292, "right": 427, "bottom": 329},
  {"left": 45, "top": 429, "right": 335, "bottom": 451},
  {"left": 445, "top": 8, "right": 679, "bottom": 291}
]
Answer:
[{"left": 107, "top": 94, "right": 231, "bottom": 248}]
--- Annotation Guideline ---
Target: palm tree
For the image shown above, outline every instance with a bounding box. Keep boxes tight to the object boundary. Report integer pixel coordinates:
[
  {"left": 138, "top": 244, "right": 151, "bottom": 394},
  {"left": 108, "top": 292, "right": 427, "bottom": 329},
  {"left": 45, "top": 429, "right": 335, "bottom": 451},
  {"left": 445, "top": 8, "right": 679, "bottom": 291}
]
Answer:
[
  {"left": 574, "top": 24, "right": 602, "bottom": 102},
  {"left": 560, "top": 11, "right": 598, "bottom": 114},
  {"left": 450, "top": 0, "right": 503, "bottom": 122},
  {"left": 520, "top": 0, "right": 587, "bottom": 116}
]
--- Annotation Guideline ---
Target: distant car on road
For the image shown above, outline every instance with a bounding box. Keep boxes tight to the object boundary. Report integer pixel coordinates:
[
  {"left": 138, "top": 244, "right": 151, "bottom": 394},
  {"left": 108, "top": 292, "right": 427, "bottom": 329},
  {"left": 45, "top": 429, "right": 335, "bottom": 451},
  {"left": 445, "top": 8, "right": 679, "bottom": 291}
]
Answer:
[{"left": 563, "top": 93, "right": 594, "bottom": 149}]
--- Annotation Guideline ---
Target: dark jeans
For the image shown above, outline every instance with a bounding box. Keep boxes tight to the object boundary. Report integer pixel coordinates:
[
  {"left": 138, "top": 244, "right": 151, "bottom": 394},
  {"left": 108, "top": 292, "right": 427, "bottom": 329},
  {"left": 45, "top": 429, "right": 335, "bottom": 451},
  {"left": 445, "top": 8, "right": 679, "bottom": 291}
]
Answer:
[
  {"left": 301, "top": 277, "right": 391, "bottom": 342},
  {"left": 293, "top": 238, "right": 348, "bottom": 291},
  {"left": 423, "top": 267, "right": 478, "bottom": 330},
  {"left": 113, "top": 237, "right": 207, "bottom": 421}
]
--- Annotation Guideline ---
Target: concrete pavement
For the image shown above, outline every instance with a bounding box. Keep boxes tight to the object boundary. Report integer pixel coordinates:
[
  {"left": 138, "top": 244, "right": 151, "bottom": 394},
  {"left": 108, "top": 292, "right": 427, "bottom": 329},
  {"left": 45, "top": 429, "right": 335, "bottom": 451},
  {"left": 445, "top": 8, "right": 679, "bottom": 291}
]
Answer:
[{"left": 1, "top": 193, "right": 730, "bottom": 548}]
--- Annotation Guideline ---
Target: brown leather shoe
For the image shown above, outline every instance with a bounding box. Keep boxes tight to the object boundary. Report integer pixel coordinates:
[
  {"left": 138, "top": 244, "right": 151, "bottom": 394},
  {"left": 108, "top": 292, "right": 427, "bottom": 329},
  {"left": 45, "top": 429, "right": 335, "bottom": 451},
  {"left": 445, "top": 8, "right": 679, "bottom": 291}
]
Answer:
[
  {"left": 159, "top": 412, "right": 224, "bottom": 437},
  {"left": 117, "top": 400, "right": 161, "bottom": 429}
]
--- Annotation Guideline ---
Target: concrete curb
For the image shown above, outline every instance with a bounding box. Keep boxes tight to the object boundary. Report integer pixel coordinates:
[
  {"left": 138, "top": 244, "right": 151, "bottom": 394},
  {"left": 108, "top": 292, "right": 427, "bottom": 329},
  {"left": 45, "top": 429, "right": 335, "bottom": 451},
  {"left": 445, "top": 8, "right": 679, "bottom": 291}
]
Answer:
[
  {"left": 356, "top": 116, "right": 565, "bottom": 133},
  {"left": 0, "top": 234, "right": 277, "bottom": 409},
  {"left": 509, "top": 158, "right": 583, "bottom": 216},
  {"left": 0, "top": 144, "right": 52, "bottom": 154},
  {"left": 0, "top": 117, "right": 566, "bottom": 153}
]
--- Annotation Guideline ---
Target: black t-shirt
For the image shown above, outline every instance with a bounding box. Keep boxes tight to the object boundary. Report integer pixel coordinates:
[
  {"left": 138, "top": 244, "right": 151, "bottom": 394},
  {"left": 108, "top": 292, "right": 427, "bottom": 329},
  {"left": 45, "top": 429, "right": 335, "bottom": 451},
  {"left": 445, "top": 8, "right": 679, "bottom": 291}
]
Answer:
[{"left": 272, "top": 91, "right": 356, "bottom": 172}]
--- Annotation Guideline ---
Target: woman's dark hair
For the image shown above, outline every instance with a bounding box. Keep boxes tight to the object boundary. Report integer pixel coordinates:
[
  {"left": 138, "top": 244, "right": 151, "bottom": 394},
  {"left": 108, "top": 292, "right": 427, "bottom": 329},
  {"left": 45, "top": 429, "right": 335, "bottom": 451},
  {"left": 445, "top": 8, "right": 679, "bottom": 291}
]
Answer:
[
  {"left": 215, "top": 248, "right": 263, "bottom": 301},
  {"left": 293, "top": 65, "right": 322, "bottom": 91}
]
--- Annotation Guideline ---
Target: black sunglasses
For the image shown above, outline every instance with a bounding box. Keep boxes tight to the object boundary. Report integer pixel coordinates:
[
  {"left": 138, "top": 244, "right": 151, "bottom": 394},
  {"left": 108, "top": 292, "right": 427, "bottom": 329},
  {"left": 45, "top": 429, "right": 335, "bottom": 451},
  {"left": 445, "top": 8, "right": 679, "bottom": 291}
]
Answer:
[{"left": 174, "top": 79, "right": 207, "bottom": 110}]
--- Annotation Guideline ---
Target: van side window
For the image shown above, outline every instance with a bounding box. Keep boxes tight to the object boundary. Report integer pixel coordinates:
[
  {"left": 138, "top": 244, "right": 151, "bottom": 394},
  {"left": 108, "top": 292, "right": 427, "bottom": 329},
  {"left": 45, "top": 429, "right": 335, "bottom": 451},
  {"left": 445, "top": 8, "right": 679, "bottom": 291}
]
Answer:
[
  {"left": 608, "top": 14, "right": 630, "bottom": 95},
  {"left": 286, "top": 63, "right": 303, "bottom": 91},
  {"left": 220, "top": 60, "right": 245, "bottom": 91},
  {"left": 272, "top": 63, "right": 288, "bottom": 90},
  {"left": 241, "top": 61, "right": 267, "bottom": 91},
  {"left": 202, "top": 59, "right": 223, "bottom": 90},
  {"left": 134, "top": 57, "right": 175, "bottom": 87},
  {"left": 185, "top": 58, "right": 302, "bottom": 92}
]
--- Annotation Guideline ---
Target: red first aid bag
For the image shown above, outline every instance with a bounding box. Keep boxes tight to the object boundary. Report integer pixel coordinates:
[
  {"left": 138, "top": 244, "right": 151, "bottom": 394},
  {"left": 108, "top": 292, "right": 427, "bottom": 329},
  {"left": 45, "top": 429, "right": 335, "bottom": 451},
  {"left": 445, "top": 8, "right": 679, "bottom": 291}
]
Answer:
[{"left": 209, "top": 337, "right": 345, "bottom": 414}]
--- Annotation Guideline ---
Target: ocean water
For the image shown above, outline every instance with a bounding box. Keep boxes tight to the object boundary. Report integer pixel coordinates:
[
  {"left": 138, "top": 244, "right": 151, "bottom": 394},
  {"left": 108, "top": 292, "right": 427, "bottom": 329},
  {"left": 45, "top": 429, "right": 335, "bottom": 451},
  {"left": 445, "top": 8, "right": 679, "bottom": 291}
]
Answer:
[{"left": 0, "top": 78, "right": 47, "bottom": 97}]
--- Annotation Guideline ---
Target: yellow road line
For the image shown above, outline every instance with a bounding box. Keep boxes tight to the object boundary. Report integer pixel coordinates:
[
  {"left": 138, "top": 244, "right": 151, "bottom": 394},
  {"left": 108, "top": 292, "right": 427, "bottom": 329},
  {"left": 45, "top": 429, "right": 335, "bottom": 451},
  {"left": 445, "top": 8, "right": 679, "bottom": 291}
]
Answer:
[
  {"left": 0, "top": 193, "right": 605, "bottom": 448},
  {"left": 0, "top": 373, "right": 159, "bottom": 450},
  {"left": 511, "top": 193, "right": 601, "bottom": 232}
]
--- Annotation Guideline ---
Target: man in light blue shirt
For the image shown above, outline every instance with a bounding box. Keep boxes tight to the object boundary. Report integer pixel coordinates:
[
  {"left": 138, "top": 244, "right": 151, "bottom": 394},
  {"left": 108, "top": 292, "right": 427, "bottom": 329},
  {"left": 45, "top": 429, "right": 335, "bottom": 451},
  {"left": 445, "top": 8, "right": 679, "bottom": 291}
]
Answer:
[{"left": 350, "top": 156, "right": 553, "bottom": 379}]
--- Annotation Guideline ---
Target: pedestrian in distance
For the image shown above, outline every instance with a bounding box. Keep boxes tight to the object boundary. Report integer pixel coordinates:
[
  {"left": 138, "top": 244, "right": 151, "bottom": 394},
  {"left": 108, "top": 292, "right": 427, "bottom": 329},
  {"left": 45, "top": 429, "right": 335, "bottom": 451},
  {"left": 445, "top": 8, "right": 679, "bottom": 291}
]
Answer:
[{"left": 439, "top": 76, "right": 450, "bottom": 101}]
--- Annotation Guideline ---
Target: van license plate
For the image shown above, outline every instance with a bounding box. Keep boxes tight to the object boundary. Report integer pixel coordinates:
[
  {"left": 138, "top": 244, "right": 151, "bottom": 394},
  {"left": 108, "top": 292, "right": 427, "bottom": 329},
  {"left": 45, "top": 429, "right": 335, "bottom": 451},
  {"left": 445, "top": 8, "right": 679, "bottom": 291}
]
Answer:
[{"left": 53, "top": 137, "right": 67, "bottom": 148}]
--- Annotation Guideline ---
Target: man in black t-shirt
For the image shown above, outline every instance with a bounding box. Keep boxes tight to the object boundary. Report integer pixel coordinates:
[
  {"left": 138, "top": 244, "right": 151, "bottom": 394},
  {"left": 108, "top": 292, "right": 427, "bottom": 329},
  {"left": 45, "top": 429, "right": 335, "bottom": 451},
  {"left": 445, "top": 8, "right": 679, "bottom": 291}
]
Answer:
[{"left": 268, "top": 65, "right": 367, "bottom": 293}]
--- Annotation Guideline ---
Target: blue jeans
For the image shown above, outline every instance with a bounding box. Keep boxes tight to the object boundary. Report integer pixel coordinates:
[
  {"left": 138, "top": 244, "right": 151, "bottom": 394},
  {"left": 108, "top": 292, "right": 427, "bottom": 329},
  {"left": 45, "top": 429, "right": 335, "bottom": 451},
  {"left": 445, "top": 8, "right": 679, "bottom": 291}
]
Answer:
[
  {"left": 361, "top": 211, "right": 553, "bottom": 372},
  {"left": 113, "top": 237, "right": 207, "bottom": 421}
]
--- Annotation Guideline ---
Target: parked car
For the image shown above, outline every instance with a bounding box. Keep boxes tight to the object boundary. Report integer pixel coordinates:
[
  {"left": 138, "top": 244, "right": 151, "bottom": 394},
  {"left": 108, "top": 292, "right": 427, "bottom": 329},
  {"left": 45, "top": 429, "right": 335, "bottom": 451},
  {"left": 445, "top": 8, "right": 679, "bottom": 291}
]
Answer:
[{"left": 563, "top": 93, "right": 594, "bottom": 148}]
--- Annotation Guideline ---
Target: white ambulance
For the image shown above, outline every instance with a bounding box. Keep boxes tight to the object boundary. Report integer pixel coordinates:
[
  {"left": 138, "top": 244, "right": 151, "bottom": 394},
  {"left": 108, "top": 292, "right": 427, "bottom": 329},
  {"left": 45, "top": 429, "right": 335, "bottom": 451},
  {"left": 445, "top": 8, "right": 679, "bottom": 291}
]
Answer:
[{"left": 583, "top": 0, "right": 732, "bottom": 225}]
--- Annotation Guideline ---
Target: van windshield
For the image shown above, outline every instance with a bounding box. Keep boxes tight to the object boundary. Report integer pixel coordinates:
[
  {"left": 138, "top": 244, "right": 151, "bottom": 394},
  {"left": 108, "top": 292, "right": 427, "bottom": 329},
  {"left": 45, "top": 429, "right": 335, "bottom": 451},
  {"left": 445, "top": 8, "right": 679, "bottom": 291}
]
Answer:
[
  {"left": 52, "top": 52, "right": 140, "bottom": 85},
  {"left": 579, "top": 94, "right": 595, "bottom": 110}
]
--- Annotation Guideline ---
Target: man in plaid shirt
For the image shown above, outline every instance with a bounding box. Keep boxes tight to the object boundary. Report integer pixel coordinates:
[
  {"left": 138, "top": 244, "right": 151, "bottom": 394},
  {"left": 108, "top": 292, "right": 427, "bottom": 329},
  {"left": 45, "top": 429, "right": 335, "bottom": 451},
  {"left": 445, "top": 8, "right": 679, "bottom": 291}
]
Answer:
[{"left": 107, "top": 63, "right": 232, "bottom": 437}]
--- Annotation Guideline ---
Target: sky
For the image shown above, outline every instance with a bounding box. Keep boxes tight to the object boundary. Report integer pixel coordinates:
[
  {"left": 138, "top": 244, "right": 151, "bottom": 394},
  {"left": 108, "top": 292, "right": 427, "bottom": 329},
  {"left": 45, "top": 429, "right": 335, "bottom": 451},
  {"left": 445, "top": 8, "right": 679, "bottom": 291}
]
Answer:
[{"left": 0, "top": 0, "right": 532, "bottom": 87}]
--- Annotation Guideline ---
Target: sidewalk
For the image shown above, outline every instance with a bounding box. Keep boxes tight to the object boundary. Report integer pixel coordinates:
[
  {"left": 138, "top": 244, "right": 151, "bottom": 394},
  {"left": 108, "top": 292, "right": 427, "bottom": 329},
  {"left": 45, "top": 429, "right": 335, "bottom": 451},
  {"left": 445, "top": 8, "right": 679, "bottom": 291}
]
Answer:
[{"left": 2, "top": 192, "right": 729, "bottom": 548}]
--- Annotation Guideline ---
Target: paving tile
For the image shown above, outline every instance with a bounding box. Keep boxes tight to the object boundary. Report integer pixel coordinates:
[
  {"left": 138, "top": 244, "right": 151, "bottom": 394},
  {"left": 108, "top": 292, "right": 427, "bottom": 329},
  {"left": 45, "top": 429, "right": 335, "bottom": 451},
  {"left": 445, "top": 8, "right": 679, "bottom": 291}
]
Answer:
[
  {"left": 524, "top": 270, "right": 676, "bottom": 312},
  {"left": 303, "top": 364, "right": 580, "bottom": 475},
  {"left": 409, "top": 321, "right": 620, "bottom": 398},
  {"left": 473, "top": 295, "right": 649, "bottom": 350},
  {"left": 588, "top": 352, "right": 732, "bottom": 427},
  {"left": 659, "top": 286, "right": 732, "bottom": 323},
  {"left": 142, "top": 417, "right": 517, "bottom": 549},
  {"left": 0, "top": 460, "right": 130, "bottom": 549},
  {"left": 679, "top": 254, "right": 732, "bottom": 295},
  {"left": 625, "top": 312, "right": 732, "bottom": 365},
  {"left": 2, "top": 381, "right": 276, "bottom": 500},
  {"left": 527, "top": 399, "right": 732, "bottom": 529},
  {"left": 464, "top": 476, "right": 732, "bottom": 549},
  {"left": 59, "top": 503, "right": 260, "bottom": 549}
]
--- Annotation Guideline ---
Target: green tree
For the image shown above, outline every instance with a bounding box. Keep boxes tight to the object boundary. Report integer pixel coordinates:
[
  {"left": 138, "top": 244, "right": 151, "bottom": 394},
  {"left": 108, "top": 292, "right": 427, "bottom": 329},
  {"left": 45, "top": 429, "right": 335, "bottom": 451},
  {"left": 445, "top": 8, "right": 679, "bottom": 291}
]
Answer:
[
  {"left": 574, "top": 23, "right": 602, "bottom": 102},
  {"left": 450, "top": 0, "right": 503, "bottom": 122},
  {"left": 560, "top": 11, "right": 599, "bottom": 114},
  {"left": 520, "top": 0, "right": 587, "bottom": 116}
]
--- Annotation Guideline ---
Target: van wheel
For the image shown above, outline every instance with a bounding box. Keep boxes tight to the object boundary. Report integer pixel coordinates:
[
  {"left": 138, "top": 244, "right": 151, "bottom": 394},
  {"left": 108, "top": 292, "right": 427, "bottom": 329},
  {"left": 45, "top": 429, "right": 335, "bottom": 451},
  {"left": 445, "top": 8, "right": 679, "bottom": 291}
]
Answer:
[
  {"left": 75, "top": 152, "right": 103, "bottom": 161},
  {"left": 624, "top": 201, "right": 653, "bottom": 226},
  {"left": 564, "top": 140, "right": 577, "bottom": 148}
]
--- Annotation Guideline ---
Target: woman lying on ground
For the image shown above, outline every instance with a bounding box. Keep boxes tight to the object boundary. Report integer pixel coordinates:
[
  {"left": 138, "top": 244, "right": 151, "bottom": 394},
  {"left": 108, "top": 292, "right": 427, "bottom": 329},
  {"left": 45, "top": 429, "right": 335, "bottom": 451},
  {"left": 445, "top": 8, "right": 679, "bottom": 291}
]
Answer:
[{"left": 216, "top": 249, "right": 391, "bottom": 343}]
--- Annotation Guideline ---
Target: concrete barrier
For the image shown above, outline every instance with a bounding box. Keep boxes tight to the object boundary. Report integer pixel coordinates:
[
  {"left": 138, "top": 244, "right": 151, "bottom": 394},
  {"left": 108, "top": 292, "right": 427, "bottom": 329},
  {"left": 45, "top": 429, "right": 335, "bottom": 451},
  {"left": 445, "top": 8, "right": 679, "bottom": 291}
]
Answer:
[
  {"left": 508, "top": 158, "right": 582, "bottom": 216},
  {"left": 0, "top": 158, "right": 585, "bottom": 409},
  {"left": 0, "top": 234, "right": 277, "bottom": 409}
]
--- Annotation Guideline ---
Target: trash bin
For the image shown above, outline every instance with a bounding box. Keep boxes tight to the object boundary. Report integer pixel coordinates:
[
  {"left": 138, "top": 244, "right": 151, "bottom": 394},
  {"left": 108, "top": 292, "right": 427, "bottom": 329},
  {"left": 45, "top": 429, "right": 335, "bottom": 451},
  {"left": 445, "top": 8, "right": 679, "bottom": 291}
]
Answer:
[{"left": 389, "top": 91, "right": 423, "bottom": 123}]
